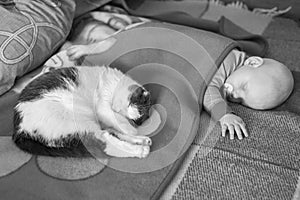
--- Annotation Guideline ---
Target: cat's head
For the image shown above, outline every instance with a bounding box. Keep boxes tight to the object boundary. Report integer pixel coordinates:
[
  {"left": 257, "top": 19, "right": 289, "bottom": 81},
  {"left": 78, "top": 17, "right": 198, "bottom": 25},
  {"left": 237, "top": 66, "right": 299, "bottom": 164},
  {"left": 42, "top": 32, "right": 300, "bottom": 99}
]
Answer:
[
  {"left": 127, "top": 85, "right": 151, "bottom": 126},
  {"left": 112, "top": 80, "right": 151, "bottom": 126}
]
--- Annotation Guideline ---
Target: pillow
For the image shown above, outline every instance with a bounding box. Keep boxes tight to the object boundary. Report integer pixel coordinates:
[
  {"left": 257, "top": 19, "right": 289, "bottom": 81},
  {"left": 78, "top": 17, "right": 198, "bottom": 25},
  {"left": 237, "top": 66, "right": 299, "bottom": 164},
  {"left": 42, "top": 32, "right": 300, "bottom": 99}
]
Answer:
[{"left": 0, "top": 0, "right": 75, "bottom": 95}]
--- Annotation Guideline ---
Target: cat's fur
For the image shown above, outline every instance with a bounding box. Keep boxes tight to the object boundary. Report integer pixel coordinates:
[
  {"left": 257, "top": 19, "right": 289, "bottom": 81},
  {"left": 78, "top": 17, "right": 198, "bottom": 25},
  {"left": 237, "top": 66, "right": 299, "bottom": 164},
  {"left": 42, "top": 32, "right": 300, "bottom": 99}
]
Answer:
[{"left": 13, "top": 66, "right": 152, "bottom": 158}]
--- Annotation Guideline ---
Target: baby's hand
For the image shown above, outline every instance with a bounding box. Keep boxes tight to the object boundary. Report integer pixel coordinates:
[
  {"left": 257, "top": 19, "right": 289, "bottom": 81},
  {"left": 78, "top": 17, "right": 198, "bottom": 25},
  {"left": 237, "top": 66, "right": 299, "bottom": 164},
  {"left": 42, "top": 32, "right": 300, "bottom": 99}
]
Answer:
[
  {"left": 67, "top": 45, "right": 89, "bottom": 61},
  {"left": 219, "top": 113, "right": 248, "bottom": 140},
  {"left": 67, "top": 37, "right": 117, "bottom": 60}
]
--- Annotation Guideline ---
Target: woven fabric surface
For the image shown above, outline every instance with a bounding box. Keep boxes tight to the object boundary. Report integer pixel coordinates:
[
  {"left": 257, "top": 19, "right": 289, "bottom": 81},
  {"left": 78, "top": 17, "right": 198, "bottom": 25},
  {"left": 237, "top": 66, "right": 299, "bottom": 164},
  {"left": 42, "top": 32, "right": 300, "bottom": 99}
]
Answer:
[{"left": 172, "top": 104, "right": 300, "bottom": 199}]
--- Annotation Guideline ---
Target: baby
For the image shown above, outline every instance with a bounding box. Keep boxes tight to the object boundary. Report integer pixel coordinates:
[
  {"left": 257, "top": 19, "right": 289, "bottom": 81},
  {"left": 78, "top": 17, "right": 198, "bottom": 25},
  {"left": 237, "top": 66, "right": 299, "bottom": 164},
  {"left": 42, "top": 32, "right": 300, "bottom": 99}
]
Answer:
[{"left": 203, "top": 49, "right": 294, "bottom": 140}]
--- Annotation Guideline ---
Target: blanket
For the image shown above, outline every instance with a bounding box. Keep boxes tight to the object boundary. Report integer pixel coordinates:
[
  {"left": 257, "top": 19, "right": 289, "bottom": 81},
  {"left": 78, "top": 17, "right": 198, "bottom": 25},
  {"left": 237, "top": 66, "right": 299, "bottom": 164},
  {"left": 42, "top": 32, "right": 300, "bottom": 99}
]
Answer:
[
  {"left": 0, "top": 9, "right": 240, "bottom": 200},
  {"left": 118, "top": 0, "right": 269, "bottom": 57}
]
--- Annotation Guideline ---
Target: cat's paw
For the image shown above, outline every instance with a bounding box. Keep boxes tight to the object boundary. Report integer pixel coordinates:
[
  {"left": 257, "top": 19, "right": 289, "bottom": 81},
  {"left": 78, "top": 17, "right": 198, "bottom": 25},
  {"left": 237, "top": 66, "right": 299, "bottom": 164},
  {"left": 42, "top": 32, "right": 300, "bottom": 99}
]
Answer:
[
  {"left": 144, "top": 137, "right": 152, "bottom": 146},
  {"left": 125, "top": 126, "right": 138, "bottom": 136},
  {"left": 107, "top": 129, "right": 152, "bottom": 146},
  {"left": 67, "top": 45, "right": 89, "bottom": 60},
  {"left": 137, "top": 145, "right": 150, "bottom": 158},
  {"left": 136, "top": 136, "right": 152, "bottom": 146},
  {"left": 126, "top": 135, "right": 152, "bottom": 146}
]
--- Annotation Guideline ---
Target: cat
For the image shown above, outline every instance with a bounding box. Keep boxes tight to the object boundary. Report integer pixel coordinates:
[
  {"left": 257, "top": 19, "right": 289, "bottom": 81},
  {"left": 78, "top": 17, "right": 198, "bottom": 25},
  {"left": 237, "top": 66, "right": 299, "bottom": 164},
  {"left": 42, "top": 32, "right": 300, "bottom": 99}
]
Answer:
[{"left": 13, "top": 65, "right": 152, "bottom": 158}]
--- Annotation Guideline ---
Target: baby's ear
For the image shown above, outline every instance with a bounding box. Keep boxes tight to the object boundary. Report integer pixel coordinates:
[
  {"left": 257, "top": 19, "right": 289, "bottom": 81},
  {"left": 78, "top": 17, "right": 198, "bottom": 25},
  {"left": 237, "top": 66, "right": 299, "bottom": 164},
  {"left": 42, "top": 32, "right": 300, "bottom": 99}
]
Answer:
[{"left": 244, "top": 56, "right": 264, "bottom": 68}]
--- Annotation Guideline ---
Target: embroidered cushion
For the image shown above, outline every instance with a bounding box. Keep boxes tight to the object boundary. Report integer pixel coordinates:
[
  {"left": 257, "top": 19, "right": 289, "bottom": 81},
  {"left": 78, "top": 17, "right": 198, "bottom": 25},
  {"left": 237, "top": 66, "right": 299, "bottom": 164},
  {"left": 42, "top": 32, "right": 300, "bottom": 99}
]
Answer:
[{"left": 0, "top": 0, "right": 75, "bottom": 95}]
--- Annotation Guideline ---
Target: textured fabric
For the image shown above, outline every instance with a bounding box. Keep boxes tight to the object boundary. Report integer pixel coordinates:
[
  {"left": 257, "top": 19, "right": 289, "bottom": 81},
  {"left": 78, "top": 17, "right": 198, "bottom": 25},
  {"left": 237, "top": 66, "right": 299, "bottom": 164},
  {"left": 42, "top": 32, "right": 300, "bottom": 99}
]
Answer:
[
  {"left": 164, "top": 69, "right": 300, "bottom": 199},
  {"left": 0, "top": 0, "right": 75, "bottom": 95},
  {"left": 172, "top": 103, "right": 300, "bottom": 199}
]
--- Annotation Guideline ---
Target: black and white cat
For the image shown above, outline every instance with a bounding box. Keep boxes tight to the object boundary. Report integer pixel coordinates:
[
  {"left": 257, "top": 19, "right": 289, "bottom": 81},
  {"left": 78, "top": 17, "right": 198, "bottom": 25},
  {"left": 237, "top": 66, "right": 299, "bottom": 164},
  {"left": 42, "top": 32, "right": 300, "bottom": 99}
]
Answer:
[{"left": 13, "top": 65, "right": 152, "bottom": 158}]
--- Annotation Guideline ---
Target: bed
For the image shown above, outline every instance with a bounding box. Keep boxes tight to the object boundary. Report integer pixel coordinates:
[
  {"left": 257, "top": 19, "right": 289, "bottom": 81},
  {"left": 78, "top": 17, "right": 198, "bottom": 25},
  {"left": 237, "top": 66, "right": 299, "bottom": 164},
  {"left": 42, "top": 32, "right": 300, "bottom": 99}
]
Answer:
[{"left": 0, "top": 1, "right": 299, "bottom": 200}]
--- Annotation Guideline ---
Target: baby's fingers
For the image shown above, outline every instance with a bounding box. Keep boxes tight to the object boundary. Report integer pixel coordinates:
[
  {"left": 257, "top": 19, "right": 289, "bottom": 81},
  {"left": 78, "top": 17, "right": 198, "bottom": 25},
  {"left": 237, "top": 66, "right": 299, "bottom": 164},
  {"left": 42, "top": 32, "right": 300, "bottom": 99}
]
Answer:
[
  {"left": 108, "top": 17, "right": 128, "bottom": 30},
  {"left": 234, "top": 124, "right": 243, "bottom": 140},
  {"left": 239, "top": 122, "right": 249, "bottom": 138},
  {"left": 221, "top": 124, "right": 227, "bottom": 137},
  {"left": 228, "top": 125, "right": 235, "bottom": 140}
]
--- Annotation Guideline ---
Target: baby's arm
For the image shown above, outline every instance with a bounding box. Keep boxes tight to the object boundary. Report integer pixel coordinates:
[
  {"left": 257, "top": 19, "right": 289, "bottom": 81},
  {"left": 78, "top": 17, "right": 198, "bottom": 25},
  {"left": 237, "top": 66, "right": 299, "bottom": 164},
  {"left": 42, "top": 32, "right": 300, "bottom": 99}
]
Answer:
[
  {"left": 67, "top": 37, "right": 117, "bottom": 60},
  {"left": 203, "top": 50, "right": 248, "bottom": 139}
]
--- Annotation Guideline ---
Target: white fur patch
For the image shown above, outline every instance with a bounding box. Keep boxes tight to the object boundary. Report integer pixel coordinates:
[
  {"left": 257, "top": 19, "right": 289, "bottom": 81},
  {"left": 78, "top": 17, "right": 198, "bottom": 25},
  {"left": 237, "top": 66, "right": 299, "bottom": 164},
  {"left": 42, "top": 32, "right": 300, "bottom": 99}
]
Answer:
[
  {"left": 127, "top": 105, "right": 141, "bottom": 120},
  {"left": 16, "top": 88, "right": 99, "bottom": 143}
]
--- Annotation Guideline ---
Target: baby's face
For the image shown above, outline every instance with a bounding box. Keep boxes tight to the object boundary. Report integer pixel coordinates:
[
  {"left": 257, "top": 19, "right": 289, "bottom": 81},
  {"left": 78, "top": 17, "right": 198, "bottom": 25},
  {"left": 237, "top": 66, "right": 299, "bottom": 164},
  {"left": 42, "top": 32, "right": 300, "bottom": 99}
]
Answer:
[{"left": 223, "top": 57, "right": 293, "bottom": 109}]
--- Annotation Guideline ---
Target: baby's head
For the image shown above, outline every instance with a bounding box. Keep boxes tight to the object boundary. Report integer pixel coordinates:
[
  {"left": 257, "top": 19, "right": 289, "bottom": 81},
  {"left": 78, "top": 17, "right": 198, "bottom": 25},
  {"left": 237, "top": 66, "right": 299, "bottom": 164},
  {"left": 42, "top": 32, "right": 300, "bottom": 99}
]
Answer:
[{"left": 223, "top": 56, "right": 294, "bottom": 110}]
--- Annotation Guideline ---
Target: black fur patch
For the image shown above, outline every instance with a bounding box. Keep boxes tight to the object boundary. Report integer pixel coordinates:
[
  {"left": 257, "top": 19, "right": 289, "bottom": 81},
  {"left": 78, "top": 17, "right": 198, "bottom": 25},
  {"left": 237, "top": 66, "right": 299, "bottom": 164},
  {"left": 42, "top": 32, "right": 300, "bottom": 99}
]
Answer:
[
  {"left": 129, "top": 86, "right": 151, "bottom": 126},
  {"left": 13, "top": 109, "right": 23, "bottom": 133},
  {"left": 12, "top": 130, "right": 107, "bottom": 157},
  {"left": 18, "top": 67, "right": 79, "bottom": 103}
]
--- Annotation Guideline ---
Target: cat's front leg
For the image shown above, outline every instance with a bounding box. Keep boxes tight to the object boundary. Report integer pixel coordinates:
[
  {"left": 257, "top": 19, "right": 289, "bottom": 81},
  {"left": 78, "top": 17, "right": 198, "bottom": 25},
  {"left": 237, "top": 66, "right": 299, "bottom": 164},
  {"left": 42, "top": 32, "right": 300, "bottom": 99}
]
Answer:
[
  {"left": 95, "top": 130, "right": 150, "bottom": 158},
  {"left": 98, "top": 108, "right": 138, "bottom": 136},
  {"left": 106, "top": 128, "right": 152, "bottom": 146},
  {"left": 110, "top": 112, "right": 138, "bottom": 136}
]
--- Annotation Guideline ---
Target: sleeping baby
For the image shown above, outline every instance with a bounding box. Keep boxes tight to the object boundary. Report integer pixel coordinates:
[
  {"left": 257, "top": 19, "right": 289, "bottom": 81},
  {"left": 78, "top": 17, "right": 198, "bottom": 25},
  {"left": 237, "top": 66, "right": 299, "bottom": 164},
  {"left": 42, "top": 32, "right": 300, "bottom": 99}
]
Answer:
[{"left": 203, "top": 49, "right": 294, "bottom": 140}]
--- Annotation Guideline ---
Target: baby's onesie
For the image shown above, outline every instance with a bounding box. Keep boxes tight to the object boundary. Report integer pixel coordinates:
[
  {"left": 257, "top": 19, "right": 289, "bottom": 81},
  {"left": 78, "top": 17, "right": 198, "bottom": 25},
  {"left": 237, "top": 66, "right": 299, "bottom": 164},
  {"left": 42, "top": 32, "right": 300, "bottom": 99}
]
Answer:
[{"left": 203, "top": 49, "right": 247, "bottom": 120}]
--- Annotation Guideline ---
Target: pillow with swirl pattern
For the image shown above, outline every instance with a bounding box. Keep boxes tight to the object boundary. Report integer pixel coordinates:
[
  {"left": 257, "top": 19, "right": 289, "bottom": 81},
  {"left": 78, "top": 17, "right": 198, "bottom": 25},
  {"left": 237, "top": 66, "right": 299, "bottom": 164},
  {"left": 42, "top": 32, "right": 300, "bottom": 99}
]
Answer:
[{"left": 0, "top": 0, "right": 75, "bottom": 95}]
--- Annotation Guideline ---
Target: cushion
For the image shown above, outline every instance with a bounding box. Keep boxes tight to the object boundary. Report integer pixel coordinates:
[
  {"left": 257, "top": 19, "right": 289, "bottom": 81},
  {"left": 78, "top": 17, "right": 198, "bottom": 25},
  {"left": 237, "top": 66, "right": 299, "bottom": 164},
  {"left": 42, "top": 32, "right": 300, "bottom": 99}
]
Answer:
[{"left": 0, "top": 0, "right": 75, "bottom": 95}]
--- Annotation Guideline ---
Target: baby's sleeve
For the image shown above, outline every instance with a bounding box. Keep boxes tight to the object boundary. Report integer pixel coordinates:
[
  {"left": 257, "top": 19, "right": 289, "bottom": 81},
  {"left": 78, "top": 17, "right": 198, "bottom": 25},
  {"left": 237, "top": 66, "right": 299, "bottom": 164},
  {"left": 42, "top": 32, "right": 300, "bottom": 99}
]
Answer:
[{"left": 203, "top": 49, "right": 246, "bottom": 120}]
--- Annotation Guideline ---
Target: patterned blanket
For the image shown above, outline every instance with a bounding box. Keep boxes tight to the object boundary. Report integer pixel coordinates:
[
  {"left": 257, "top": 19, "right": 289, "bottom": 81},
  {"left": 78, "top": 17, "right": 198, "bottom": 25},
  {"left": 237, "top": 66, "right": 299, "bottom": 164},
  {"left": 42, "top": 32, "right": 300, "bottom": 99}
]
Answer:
[{"left": 0, "top": 5, "right": 238, "bottom": 200}]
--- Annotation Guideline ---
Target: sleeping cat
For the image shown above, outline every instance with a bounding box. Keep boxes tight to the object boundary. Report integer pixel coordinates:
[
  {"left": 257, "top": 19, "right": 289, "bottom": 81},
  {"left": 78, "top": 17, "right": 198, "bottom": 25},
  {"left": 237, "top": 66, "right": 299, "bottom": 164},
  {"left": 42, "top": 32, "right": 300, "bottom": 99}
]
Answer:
[{"left": 13, "top": 66, "right": 152, "bottom": 158}]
